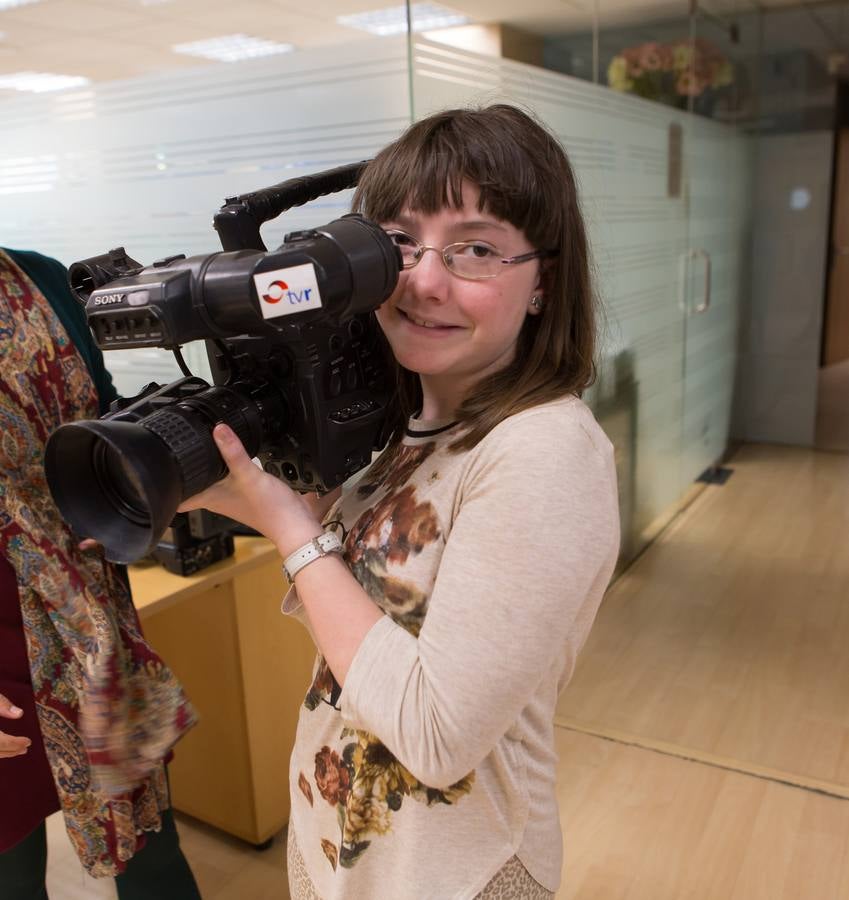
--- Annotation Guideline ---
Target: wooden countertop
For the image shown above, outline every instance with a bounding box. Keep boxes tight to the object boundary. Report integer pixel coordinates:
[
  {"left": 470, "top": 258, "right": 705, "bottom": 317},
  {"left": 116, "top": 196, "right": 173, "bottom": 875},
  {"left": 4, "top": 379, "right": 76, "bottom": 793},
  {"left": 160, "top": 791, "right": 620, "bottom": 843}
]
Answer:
[{"left": 129, "top": 536, "right": 282, "bottom": 620}]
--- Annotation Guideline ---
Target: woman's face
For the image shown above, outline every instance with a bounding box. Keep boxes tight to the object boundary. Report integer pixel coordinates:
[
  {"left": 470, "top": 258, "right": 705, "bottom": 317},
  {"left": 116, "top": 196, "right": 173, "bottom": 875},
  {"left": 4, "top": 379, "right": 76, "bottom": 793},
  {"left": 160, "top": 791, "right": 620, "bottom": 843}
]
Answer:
[{"left": 376, "top": 181, "right": 543, "bottom": 411}]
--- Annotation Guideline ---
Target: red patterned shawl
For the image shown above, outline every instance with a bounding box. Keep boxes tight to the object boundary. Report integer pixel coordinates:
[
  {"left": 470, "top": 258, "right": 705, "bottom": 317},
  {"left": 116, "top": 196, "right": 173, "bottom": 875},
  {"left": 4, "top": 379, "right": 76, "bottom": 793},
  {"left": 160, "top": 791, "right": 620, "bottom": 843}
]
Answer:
[{"left": 0, "top": 250, "right": 197, "bottom": 876}]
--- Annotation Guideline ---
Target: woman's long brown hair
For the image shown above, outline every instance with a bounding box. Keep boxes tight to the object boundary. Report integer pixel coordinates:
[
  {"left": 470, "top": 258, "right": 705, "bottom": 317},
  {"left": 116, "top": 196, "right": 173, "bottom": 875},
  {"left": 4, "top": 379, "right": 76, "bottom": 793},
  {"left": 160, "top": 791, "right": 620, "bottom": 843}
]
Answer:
[{"left": 352, "top": 104, "right": 597, "bottom": 470}]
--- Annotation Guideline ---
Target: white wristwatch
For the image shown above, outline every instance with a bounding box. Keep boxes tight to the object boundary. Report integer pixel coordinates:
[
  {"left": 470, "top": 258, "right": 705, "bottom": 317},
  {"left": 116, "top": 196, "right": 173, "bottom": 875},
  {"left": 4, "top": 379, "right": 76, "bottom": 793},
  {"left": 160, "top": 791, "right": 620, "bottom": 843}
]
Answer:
[{"left": 282, "top": 532, "right": 344, "bottom": 581}]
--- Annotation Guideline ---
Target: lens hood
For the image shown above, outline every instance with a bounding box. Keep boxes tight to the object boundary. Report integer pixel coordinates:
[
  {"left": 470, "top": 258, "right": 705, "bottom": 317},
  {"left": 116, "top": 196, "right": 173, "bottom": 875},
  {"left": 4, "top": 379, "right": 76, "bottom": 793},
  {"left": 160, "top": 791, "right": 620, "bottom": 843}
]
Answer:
[{"left": 45, "top": 419, "right": 183, "bottom": 563}]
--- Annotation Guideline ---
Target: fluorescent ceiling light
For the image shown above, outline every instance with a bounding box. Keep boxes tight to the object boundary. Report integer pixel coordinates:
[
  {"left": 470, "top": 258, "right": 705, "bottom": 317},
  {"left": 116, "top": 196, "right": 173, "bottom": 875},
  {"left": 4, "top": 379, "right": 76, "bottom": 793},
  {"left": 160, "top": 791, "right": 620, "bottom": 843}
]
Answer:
[
  {"left": 0, "top": 0, "right": 41, "bottom": 9},
  {"left": 337, "top": 3, "right": 469, "bottom": 37},
  {"left": 0, "top": 71, "right": 90, "bottom": 92},
  {"left": 172, "top": 34, "right": 294, "bottom": 63}
]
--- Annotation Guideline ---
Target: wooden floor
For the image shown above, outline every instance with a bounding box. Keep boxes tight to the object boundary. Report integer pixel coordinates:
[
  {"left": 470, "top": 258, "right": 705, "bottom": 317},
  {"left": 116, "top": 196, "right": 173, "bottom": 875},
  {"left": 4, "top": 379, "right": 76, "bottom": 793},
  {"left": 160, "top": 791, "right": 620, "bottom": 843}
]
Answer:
[
  {"left": 556, "top": 728, "right": 849, "bottom": 900},
  {"left": 44, "top": 442, "right": 849, "bottom": 899},
  {"left": 556, "top": 443, "right": 849, "bottom": 798}
]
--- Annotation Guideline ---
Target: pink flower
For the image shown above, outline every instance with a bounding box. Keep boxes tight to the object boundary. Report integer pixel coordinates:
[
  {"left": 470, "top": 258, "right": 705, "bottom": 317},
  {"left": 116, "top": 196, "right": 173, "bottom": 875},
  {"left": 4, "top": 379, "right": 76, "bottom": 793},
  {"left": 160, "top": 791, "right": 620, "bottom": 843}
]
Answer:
[{"left": 639, "top": 42, "right": 665, "bottom": 72}]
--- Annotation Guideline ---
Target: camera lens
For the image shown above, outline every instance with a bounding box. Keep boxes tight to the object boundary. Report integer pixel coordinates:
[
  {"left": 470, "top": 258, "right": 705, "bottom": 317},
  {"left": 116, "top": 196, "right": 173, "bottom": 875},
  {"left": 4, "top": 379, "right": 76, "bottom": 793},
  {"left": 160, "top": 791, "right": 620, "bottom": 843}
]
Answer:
[
  {"left": 45, "top": 382, "right": 283, "bottom": 563},
  {"left": 93, "top": 443, "right": 150, "bottom": 525}
]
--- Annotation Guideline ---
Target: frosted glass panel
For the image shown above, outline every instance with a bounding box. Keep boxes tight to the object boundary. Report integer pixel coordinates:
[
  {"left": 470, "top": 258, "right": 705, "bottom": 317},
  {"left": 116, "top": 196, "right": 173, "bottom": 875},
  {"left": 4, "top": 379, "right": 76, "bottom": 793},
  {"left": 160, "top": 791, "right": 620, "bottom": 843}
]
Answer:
[
  {"left": 681, "top": 119, "right": 753, "bottom": 483},
  {"left": 411, "top": 38, "right": 753, "bottom": 558},
  {"left": 0, "top": 38, "right": 412, "bottom": 398}
]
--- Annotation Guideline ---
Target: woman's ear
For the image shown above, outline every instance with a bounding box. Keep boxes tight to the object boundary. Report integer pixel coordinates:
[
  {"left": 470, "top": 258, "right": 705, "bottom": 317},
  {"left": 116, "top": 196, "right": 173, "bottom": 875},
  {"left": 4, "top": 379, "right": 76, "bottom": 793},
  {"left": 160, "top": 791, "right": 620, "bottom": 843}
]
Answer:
[{"left": 529, "top": 258, "right": 552, "bottom": 314}]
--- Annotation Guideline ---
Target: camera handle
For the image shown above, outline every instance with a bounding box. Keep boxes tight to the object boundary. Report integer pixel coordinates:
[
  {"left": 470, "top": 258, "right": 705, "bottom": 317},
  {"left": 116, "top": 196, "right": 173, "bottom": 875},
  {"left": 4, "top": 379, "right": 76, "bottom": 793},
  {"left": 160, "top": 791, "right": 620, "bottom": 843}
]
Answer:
[{"left": 213, "top": 160, "right": 370, "bottom": 252}]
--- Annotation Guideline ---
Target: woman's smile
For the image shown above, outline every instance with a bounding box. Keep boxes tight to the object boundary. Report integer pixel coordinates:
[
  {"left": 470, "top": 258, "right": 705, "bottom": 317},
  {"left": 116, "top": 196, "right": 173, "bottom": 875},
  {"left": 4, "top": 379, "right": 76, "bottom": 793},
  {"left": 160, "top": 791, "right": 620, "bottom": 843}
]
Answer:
[{"left": 396, "top": 307, "right": 463, "bottom": 333}]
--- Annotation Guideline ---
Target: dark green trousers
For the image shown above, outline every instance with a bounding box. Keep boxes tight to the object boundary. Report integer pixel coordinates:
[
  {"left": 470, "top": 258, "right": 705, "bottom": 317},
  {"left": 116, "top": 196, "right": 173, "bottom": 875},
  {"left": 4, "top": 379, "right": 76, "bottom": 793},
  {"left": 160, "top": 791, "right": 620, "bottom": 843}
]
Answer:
[{"left": 0, "top": 807, "right": 201, "bottom": 900}]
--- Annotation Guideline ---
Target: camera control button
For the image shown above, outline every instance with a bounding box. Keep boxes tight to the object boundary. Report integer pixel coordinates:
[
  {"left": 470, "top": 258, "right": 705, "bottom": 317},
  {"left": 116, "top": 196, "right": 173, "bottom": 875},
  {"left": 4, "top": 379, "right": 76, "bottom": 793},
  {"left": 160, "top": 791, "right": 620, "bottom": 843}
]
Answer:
[
  {"left": 329, "top": 372, "right": 343, "bottom": 397},
  {"left": 284, "top": 229, "right": 319, "bottom": 242},
  {"left": 152, "top": 254, "right": 187, "bottom": 267}
]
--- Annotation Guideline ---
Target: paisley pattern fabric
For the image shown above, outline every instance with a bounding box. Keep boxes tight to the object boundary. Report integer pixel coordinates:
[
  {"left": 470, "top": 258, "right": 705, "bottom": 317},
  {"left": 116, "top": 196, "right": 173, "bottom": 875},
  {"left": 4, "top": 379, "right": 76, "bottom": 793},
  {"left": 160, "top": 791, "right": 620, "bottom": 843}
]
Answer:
[{"left": 0, "top": 251, "right": 197, "bottom": 876}]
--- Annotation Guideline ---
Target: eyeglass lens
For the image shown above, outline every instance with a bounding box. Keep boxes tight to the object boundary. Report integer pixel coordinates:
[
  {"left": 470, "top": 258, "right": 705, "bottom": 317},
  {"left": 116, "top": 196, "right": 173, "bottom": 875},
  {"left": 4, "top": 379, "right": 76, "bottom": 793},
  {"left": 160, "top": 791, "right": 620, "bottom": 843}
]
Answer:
[{"left": 387, "top": 232, "right": 504, "bottom": 279}]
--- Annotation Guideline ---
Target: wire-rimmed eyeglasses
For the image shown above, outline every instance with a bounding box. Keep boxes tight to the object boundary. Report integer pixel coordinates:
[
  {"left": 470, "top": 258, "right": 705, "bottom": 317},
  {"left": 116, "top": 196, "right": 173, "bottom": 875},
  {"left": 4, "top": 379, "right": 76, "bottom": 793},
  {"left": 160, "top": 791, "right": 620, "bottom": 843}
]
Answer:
[{"left": 385, "top": 230, "right": 556, "bottom": 281}]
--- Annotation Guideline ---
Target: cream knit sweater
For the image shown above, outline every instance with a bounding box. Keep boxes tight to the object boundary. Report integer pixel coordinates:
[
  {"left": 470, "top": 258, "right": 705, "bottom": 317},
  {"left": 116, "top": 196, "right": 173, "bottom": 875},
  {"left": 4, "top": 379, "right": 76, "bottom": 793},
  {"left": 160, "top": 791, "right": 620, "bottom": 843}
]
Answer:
[{"left": 283, "top": 395, "right": 620, "bottom": 899}]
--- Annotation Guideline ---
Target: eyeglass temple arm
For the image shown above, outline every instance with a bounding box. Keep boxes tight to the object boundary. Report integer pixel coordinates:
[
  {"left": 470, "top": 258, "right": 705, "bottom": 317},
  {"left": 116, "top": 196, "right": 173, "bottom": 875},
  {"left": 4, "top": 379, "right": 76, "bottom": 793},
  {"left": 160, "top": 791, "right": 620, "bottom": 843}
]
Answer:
[{"left": 502, "top": 249, "right": 557, "bottom": 265}]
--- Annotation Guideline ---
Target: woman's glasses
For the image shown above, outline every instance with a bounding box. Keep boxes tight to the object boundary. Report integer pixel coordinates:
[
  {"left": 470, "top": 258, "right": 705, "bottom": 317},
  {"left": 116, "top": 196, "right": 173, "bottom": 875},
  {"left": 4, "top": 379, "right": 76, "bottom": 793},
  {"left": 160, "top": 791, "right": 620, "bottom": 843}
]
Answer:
[{"left": 385, "top": 230, "right": 555, "bottom": 281}]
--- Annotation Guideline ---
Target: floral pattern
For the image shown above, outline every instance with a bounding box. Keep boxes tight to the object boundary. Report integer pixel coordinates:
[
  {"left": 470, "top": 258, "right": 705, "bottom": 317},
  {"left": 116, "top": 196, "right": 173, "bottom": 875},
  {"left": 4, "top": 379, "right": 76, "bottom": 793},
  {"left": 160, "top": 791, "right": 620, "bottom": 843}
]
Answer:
[
  {"left": 300, "top": 440, "right": 475, "bottom": 870},
  {"left": 304, "top": 727, "right": 475, "bottom": 871},
  {"left": 607, "top": 37, "right": 734, "bottom": 110}
]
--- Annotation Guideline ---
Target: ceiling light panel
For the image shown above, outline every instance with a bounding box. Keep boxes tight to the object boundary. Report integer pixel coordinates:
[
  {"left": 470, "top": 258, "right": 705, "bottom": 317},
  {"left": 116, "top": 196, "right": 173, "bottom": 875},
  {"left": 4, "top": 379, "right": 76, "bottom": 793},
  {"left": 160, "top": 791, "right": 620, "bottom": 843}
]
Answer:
[
  {"left": 172, "top": 33, "right": 294, "bottom": 63},
  {"left": 337, "top": 3, "right": 470, "bottom": 37},
  {"left": 0, "top": 0, "right": 41, "bottom": 10},
  {"left": 0, "top": 71, "right": 90, "bottom": 92}
]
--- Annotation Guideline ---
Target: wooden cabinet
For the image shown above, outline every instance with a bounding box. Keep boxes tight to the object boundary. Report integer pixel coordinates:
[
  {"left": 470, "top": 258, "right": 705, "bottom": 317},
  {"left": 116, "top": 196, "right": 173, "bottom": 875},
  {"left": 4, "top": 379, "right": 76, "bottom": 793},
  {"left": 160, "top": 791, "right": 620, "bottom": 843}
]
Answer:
[{"left": 129, "top": 537, "right": 315, "bottom": 845}]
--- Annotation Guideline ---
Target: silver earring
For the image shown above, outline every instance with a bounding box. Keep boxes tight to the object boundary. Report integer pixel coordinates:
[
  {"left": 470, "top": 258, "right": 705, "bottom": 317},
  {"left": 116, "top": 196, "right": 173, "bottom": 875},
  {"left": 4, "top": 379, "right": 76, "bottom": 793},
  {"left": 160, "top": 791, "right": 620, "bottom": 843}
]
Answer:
[{"left": 530, "top": 295, "right": 543, "bottom": 311}]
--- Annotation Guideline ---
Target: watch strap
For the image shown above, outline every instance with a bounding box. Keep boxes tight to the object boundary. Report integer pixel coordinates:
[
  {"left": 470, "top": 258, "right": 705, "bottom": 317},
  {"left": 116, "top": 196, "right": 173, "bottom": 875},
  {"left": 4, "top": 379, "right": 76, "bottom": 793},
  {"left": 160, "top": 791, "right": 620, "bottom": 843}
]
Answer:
[{"left": 283, "top": 531, "right": 344, "bottom": 581}]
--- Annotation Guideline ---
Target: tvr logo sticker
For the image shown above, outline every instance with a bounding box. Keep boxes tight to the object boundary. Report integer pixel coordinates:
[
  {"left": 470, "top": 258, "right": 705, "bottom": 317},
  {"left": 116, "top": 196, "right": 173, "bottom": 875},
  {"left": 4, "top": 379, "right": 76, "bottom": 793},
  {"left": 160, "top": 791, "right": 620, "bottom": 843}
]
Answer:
[
  {"left": 262, "top": 279, "right": 313, "bottom": 305},
  {"left": 254, "top": 264, "right": 322, "bottom": 320}
]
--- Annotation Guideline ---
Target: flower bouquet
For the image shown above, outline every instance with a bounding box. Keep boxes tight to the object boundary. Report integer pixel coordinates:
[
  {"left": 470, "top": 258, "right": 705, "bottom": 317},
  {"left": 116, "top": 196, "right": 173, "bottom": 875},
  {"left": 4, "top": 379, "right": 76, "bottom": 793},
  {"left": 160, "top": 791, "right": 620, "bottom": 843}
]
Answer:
[{"left": 607, "top": 38, "right": 734, "bottom": 112}]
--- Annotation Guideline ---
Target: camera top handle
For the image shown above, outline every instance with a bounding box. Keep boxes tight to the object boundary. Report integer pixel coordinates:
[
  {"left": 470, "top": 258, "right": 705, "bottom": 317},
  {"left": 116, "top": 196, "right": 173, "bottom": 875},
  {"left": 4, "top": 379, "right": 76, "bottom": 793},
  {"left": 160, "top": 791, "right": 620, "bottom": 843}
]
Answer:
[{"left": 213, "top": 160, "right": 370, "bottom": 252}]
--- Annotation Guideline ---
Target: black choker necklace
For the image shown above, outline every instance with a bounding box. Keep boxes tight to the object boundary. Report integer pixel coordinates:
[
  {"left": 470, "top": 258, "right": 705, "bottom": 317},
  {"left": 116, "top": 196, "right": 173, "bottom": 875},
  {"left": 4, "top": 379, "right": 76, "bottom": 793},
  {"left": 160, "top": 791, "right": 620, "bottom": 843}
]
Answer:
[{"left": 406, "top": 421, "right": 459, "bottom": 438}]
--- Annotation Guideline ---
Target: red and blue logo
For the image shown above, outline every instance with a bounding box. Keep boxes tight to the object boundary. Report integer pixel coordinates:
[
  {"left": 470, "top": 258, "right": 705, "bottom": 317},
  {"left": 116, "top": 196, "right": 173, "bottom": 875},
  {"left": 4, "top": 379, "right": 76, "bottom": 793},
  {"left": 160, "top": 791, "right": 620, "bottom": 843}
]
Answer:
[{"left": 262, "top": 280, "right": 288, "bottom": 304}]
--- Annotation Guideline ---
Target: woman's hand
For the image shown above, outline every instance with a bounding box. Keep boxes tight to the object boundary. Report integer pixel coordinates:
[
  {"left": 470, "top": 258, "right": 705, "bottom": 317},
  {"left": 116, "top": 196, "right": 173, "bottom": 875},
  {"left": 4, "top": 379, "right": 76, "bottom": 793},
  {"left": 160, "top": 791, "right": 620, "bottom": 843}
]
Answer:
[
  {"left": 0, "top": 693, "right": 30, "bottom": 759},
  {"left": 177, "top": 423, "right": 325, "bottom": 557}
]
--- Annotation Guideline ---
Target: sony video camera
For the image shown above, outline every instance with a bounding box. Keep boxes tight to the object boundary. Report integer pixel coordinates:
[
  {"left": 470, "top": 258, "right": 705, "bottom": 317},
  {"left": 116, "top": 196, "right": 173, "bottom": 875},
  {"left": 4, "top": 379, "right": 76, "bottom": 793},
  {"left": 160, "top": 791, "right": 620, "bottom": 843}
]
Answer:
[{"left": 45, "top": 163, "right": 401, "bottom": 564}]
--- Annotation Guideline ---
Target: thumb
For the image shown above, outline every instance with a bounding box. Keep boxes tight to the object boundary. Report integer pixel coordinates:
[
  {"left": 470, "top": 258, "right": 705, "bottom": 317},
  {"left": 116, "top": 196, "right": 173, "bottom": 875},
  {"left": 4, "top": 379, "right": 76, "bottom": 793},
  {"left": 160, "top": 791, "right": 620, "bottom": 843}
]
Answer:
[
  {"left": 212, "top": 423, "right": 252, "bottom": 472},
  {"left": 0, "top": 693, "right": 23, "bottom": 719}
]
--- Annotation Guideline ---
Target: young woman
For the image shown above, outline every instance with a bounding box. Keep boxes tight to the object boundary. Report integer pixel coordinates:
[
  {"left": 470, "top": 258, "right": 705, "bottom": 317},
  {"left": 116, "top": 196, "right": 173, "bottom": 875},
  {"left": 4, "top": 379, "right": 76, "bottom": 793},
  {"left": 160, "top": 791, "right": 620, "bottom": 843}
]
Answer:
[{"left": 180, "top": 104, "right": 620, "bottom": 899}]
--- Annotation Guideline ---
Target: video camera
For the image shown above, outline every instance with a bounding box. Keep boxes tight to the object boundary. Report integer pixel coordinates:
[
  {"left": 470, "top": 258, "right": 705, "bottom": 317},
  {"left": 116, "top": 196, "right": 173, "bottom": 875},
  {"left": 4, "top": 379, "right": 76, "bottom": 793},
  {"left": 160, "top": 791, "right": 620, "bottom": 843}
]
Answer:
[{"left": 45, "top": 163, "right": 401, "bottom": 564}]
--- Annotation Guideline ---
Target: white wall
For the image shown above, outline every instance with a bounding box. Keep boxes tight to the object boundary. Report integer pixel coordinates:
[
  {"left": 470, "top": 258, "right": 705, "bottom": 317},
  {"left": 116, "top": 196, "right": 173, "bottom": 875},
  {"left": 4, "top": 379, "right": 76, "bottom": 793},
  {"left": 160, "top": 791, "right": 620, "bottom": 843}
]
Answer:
[{"left": 735, "top": 131, "right": 832, "bottom": 446}]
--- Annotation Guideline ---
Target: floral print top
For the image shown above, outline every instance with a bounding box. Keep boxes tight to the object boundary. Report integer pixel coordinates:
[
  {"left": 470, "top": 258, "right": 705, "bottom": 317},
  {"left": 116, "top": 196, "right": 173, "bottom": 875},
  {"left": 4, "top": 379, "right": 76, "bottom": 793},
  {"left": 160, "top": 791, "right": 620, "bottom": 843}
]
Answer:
[{"left": 283, "top": 399, "right": 620, "bottom": 899}]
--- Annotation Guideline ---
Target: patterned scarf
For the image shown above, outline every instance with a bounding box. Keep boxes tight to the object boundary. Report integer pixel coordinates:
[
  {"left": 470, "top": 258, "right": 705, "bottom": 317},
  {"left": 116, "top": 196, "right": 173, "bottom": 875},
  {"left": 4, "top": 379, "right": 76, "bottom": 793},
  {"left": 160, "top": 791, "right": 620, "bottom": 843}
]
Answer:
[{"left": 0, "top": 250, "right": 197, "bottom": 876}]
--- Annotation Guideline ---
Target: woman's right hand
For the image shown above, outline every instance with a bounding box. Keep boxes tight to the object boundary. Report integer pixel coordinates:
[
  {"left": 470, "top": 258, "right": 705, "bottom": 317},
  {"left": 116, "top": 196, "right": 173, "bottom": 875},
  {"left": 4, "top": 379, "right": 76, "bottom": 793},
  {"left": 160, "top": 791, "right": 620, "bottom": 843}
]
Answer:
[{"left": 0, "top": 693, "right": 30, "bottom": 758}]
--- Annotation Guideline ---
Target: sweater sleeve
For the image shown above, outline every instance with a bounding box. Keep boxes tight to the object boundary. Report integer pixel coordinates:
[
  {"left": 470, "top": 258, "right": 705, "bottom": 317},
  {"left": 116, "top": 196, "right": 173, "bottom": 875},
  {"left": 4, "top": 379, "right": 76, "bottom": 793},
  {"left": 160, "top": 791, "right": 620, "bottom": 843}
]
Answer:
[{"left": 340, "top": 406, "right": 620, "bottom": 788}]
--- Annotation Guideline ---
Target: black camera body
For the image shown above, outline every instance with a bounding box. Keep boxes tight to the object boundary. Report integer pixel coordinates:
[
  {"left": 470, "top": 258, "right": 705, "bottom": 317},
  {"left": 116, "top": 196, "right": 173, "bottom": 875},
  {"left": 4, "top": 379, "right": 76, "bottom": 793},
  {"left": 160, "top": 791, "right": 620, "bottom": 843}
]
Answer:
[
  {"left": 45, "top": 168, "right": 401, "bottom": 564},
  {"left": 153, "top": 510, "right": 236, "bottom": 577}
]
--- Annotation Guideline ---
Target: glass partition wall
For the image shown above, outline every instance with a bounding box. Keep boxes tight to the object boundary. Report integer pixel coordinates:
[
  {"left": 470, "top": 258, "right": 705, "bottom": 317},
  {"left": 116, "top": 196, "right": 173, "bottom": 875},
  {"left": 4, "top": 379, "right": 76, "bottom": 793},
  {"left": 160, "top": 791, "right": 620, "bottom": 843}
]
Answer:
[
  {"left": 410, "top": 0, "right": 757, "bottom": 563},
  {"left": 0, "top": 0, "right": 765, "bottom": 565},
  {"left": 0, "top": 17, "right": 418, "bottom": 392}
]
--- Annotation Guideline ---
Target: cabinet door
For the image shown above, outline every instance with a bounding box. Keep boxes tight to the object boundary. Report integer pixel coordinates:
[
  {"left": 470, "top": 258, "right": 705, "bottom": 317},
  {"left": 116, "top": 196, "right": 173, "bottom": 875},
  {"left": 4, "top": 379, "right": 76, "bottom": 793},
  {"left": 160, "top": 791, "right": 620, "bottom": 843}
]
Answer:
[
  {"left": 141, "top": 554, "right": 315, "bottom": 844},
  {"left": 142, "top": 579, "right": 259, "bottom": 840},
  {"left": 234, "top": 563, "right": 316, "bottom": 840}
]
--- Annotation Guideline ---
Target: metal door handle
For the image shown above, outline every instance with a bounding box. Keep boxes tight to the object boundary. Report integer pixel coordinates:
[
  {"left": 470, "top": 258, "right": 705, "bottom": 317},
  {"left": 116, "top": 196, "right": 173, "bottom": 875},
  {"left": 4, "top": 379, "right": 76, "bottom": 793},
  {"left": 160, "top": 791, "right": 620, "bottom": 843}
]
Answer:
[{"left": 693, "top": 249, "right": 711, "bottom": 313}]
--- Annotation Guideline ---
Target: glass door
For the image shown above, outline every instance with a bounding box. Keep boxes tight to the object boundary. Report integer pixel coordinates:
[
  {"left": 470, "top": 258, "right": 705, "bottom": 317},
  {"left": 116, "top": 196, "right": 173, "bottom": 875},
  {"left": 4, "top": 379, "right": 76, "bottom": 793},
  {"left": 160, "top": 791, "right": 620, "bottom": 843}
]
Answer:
[
  {"left": 679, "top": 1, "right": 755, "bottom": 487},
  {"left": 404, "top": 0, "right": 757, "bottom": 562}
]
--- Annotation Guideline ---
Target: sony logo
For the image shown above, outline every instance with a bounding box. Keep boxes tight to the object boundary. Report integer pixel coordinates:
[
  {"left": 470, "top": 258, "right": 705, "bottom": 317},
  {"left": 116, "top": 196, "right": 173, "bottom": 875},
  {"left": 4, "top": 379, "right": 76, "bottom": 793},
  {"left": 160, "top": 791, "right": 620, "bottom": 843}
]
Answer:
[{"left": 93, "top": 294, "right": 124, "bottom": 306}]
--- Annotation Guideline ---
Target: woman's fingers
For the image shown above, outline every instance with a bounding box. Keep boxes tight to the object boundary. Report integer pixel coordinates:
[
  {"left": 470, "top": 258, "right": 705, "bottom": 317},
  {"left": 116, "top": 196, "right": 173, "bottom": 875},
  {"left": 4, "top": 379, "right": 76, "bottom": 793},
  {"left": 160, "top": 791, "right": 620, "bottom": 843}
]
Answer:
[
  {"left": 0, "top": 693, "right": 23, "bottom": 720},
  {"left": 175, "top": 422, "right": 317, "bottom": 545},
  {"left": 176, "top": 424, "right": 255, "bottom": 513},
  {"left": 0, "top": 696, "right": 28, "bottom": 755},
  {"left": 211, "top": 423, "right": 255, "bottom": 476},
  {"left": 0, "top": 731, "right": 30, "bottom": 758}
]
